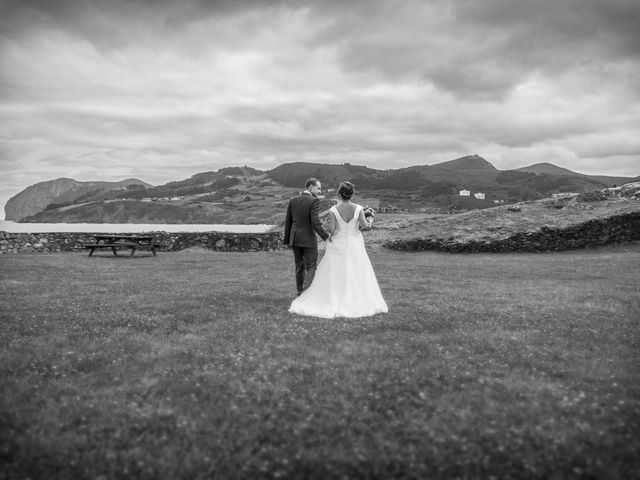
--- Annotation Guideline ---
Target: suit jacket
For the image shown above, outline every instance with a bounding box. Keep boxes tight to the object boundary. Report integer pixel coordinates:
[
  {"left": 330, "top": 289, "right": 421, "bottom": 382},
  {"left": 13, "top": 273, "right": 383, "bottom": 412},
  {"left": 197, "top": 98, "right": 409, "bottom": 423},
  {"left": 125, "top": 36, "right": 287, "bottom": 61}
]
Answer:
[{"left": 284, "top": 192, "right": 329, "bottom": 247}]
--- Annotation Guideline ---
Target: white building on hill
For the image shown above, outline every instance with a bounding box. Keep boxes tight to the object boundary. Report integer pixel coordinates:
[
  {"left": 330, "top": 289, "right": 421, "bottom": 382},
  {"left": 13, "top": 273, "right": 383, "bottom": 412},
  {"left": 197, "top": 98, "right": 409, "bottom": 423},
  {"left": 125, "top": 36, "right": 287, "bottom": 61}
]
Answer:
[
  {"left": 552, "top": 193, "right": 579, "bottom": 198},
  {"left": 459, "top": 189, "right": 470, "bottom": 196}
]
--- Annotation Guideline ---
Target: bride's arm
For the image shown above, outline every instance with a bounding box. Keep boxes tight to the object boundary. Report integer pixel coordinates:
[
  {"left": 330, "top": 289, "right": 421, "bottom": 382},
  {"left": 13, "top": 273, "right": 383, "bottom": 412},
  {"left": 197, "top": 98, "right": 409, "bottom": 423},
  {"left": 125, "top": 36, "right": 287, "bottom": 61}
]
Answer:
[
  {"left": 357, "top": 208, "right": 372, "bottom": 230},
  {"left": 326, "top": 210, "right": 337, "bottom": 235}
]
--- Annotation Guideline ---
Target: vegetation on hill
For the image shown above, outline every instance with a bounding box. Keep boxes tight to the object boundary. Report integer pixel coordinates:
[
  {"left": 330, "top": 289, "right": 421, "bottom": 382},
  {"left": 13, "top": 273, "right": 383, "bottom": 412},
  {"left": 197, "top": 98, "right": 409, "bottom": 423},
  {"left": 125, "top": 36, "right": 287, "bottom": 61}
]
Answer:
[
  {"left": 8, "top": 157, "right": 637, "bottom": 223},
  {"left": 4, "top": 178, "right": 151, "bottom": 221},
  {"left": 111, "top": 176, "right": 243, "bottom": 200},
  {"left": 517, "top": 163, "right": 632, "bottom": 186},
  {"left": 267, "top": 162, "right": 374, "bottom": 188},
  {"left": 266, "top": 156, "right": 626, "bottom": 210}
]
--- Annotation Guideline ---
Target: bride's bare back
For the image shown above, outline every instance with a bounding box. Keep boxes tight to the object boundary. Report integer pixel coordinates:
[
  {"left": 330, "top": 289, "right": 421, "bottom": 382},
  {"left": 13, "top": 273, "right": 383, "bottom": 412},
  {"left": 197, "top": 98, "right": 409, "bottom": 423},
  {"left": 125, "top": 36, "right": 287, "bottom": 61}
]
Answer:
[
  {"left": 325, "top": 200, "right": 371, "bottom": 235},
  {"left": 335, "top": 202, "right": 357, "bottom": 222}
]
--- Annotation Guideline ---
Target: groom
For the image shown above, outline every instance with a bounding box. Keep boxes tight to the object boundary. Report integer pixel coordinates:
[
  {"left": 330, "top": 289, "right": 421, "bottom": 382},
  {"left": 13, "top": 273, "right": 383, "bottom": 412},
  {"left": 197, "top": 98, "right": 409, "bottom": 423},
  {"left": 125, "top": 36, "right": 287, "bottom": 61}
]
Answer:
[{"left": 284, "top": 178, "right": 330, "bottom": 296}]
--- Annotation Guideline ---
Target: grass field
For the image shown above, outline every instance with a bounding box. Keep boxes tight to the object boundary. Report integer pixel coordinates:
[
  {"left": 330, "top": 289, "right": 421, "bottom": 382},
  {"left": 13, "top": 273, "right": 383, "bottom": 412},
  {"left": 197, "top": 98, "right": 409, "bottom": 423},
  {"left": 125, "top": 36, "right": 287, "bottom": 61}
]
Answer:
[{"left": 1, "top": 245, "right": 639, "bottom": 479}]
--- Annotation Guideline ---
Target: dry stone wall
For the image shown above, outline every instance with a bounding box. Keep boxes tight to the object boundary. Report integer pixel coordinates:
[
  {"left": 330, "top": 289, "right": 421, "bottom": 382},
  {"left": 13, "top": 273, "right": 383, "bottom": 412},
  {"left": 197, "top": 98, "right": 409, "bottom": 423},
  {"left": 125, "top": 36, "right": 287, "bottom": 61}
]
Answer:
[
  {"left": 383, "top": 211, "right": 640, "bottom": 253},
  {"left": 0, "top": 231, "right": 284, "bottom": 254},
  {"left": 2, "top": 211, "right": 639, "bottom": 254}
]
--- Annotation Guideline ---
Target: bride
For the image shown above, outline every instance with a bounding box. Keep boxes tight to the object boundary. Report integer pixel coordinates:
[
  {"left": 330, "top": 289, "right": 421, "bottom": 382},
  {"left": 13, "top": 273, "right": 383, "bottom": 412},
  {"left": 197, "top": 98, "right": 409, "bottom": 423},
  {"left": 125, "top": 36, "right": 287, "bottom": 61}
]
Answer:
[{"left": 289, "top": 181, "right": 388, "bottom": 318}]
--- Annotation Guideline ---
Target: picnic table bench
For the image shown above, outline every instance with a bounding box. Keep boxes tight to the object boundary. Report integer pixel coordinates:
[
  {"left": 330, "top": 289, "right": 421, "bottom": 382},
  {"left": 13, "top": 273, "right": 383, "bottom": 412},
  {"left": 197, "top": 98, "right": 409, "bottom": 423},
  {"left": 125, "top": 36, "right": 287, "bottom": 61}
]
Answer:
[{"left": 85, "top": 234, "right": 160, "bottom": 257}]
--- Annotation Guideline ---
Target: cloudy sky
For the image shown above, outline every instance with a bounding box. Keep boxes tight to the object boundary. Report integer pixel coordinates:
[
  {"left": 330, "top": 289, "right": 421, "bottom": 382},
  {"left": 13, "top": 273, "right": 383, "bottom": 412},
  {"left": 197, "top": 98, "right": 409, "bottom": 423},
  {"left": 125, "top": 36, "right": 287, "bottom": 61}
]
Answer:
[{"left": 1, "top": 0, "right": 639, "bottom": 216}]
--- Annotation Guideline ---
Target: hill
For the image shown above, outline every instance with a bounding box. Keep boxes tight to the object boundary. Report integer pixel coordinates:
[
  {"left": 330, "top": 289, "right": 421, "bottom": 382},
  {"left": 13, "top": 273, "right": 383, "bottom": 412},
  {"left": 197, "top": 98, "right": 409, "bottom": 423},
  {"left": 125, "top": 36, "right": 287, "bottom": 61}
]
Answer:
[
  {"left": 516, "top": 162, "right": 580, "bottom": 176},
  {"left": 4, "top": 178, "right": 152, "bottom": 221},
  {"left": 517, "top": 162, "right": 631, "bottom": 186},
  {"left": 21, "top": 172, "right": 301, "bottom": 225},
  {"left": 8, "top": 157, "right": 637, "bottom": 223},
  {"left": 397, "top": 154, "right": 500, "bottom": 187},
  {"left": 267, "top": 155, "right": 501, "bottom": 189}
]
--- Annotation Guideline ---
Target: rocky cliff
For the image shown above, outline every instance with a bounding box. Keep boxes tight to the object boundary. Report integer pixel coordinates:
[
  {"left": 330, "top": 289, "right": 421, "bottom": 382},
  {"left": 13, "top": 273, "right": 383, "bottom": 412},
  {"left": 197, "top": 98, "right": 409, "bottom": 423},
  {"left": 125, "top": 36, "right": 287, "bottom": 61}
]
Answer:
[{"left": 5, "top": 178, "right": 78, "bottom": 221}]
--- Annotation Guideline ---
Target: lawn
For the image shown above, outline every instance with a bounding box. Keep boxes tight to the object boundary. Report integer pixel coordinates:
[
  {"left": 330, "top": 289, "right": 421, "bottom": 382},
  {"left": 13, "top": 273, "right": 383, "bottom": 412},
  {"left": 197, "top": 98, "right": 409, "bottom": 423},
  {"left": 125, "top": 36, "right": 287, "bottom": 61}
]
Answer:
[{"left": 1, "top": 245, "right": 639, "bottom": 479}]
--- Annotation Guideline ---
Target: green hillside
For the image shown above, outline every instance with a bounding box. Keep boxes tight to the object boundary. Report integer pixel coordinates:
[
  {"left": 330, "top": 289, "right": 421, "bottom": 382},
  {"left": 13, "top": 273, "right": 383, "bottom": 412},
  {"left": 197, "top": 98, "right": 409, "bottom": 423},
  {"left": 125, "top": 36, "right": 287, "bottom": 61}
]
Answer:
[{"left": 13, "top": 157, "right": 638, "bottom": 224}]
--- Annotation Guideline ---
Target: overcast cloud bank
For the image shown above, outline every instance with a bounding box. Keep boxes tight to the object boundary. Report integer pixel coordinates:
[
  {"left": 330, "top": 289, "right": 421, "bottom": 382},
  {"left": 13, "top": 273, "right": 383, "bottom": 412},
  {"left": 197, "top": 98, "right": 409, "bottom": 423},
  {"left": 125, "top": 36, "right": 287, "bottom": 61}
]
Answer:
[{"left": 1, "top": 0, "right": 639, "bottom": 217}]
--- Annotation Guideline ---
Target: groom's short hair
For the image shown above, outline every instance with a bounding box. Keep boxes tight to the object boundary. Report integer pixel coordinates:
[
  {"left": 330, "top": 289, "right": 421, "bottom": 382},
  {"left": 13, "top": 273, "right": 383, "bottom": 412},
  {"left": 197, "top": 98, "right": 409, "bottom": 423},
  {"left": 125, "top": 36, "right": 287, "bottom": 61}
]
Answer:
[{"left": 305, "top": 178, "right": 320, "bottom": 189}]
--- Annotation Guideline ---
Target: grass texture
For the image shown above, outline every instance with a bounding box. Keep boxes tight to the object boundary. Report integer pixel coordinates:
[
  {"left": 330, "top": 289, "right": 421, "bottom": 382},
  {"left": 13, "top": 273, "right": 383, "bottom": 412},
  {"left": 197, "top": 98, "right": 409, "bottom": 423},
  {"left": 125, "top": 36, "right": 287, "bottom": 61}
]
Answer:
[
  {"left": 1, "top": 245, "right": 639, "bottom": 479},
  {"left": 366, "top": 198, "right": 640, "bottom": 248}
]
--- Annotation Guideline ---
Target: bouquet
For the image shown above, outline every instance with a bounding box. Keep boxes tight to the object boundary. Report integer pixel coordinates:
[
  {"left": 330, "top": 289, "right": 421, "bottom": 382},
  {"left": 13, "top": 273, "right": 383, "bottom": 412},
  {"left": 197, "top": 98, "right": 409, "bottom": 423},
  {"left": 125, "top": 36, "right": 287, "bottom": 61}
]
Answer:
[{"left": 363, "top": 206, "right": 375, "bottom": 223}]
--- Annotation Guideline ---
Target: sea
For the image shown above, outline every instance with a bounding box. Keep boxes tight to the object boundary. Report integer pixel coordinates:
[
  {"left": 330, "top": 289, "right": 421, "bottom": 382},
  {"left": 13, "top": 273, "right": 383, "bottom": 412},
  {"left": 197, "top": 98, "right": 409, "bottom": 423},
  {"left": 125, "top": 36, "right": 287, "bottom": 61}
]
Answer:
[{"left": 0, "top": 221, "right": 277, "bottom": 234}]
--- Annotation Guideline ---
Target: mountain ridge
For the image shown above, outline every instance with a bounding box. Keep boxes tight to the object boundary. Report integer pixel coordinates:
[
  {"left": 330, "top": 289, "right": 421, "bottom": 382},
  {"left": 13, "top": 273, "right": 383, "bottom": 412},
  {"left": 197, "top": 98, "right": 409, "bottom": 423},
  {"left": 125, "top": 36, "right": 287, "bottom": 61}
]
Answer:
[
  {"left": 432, "top": 154, "right": 498, "bottom": 172},
  {"left": 516, "top": 162, "right": 631, "bottom": 185},
  {"left": 6, "top": 157, "right": 637, "bottom": 223},
  {"left": 517, "top": 162, "right": 579, "bottom": 176}
]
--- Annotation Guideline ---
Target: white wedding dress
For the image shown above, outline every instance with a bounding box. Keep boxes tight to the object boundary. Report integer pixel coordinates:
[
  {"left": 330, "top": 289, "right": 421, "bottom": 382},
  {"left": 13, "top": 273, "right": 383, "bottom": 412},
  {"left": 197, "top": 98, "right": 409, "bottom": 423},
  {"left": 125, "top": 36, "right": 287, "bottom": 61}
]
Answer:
[{"left": 289, "top": 205, "right": 388, "bottom": 318}]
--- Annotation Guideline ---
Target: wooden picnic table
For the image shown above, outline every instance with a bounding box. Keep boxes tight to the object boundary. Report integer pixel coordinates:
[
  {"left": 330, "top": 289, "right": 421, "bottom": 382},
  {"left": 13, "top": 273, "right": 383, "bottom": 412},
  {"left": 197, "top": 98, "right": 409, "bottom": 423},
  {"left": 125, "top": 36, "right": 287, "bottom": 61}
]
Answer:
[{"left": 85, "top": 234, "right": 160, "bottom": 257}]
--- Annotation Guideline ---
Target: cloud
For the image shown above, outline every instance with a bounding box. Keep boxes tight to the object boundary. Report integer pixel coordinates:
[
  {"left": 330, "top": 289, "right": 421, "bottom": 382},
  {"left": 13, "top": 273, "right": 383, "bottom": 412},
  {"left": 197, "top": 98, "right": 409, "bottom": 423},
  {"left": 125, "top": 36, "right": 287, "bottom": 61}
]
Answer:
[
  {"left": 1, "top": 0, "right": 639, "bottom": 217},
  {"left": 301, "top": 0, "right": 640, "bottom": 99}
]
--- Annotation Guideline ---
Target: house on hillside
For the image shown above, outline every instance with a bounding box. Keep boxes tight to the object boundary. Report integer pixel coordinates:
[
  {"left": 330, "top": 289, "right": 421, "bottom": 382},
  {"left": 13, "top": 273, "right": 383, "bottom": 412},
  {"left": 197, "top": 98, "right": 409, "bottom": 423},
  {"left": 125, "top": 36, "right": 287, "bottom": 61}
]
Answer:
[
  {"left": 474, "top": 193, "right": 485, "bottom": 200},
  {"left": 552, "top": 193, "right": 579, "bottom": 198},
  {"left": 459, "top": 189, "right": 470, "bottom": 196}
]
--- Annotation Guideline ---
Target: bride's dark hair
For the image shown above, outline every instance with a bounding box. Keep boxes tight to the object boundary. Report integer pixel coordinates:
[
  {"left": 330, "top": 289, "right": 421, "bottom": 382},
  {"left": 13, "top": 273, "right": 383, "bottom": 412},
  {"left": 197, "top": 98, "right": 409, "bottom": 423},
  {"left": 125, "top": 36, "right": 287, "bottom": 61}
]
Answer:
[{"left": 338, "top": 181, "right": 354, "bottom": 200}]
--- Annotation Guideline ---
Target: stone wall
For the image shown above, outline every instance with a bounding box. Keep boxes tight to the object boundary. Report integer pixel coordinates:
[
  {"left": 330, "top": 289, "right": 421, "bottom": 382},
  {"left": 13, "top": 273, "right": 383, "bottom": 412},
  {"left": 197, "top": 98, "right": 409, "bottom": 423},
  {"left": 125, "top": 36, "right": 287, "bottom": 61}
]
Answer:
[
  {"left": 0, "top": 231, "right": 285, "bottom": 254},
  {"left": 383, "top": 211, "right": 640, "bottom": 253},
  {"left": 3, "top": 211, "right": 639, "bottom": 255}
]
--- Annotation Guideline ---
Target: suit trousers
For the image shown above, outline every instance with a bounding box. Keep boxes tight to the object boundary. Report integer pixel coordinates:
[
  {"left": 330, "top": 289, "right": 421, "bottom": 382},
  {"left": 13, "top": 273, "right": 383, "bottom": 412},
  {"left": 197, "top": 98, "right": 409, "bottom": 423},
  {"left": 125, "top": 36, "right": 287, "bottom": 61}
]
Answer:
[{"left": 291, "top": 246, "right": 318, "bottom": 294}]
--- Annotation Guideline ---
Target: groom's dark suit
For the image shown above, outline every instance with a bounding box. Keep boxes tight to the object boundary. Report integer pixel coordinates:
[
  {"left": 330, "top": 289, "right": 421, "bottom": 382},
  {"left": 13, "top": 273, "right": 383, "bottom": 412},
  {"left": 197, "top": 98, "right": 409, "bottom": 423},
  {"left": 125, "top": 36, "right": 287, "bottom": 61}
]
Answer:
[{"left": 284, "top": 191, "right": 329, "bottom": 295}]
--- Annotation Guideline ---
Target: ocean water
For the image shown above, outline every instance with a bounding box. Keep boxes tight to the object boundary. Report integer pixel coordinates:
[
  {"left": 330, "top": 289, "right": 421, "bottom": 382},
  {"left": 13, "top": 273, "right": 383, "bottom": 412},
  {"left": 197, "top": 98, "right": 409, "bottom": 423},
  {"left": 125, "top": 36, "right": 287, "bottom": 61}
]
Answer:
[{"left": 0, "top": 221, "right": 277, "bottom": 234}]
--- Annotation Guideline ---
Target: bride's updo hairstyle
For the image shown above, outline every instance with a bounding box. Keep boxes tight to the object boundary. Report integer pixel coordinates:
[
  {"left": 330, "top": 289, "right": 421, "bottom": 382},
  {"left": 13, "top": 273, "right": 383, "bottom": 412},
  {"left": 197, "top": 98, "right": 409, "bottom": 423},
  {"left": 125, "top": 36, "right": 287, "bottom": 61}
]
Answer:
[{"left": 338, "top": 181, "right": 354, "bottom": 200}]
